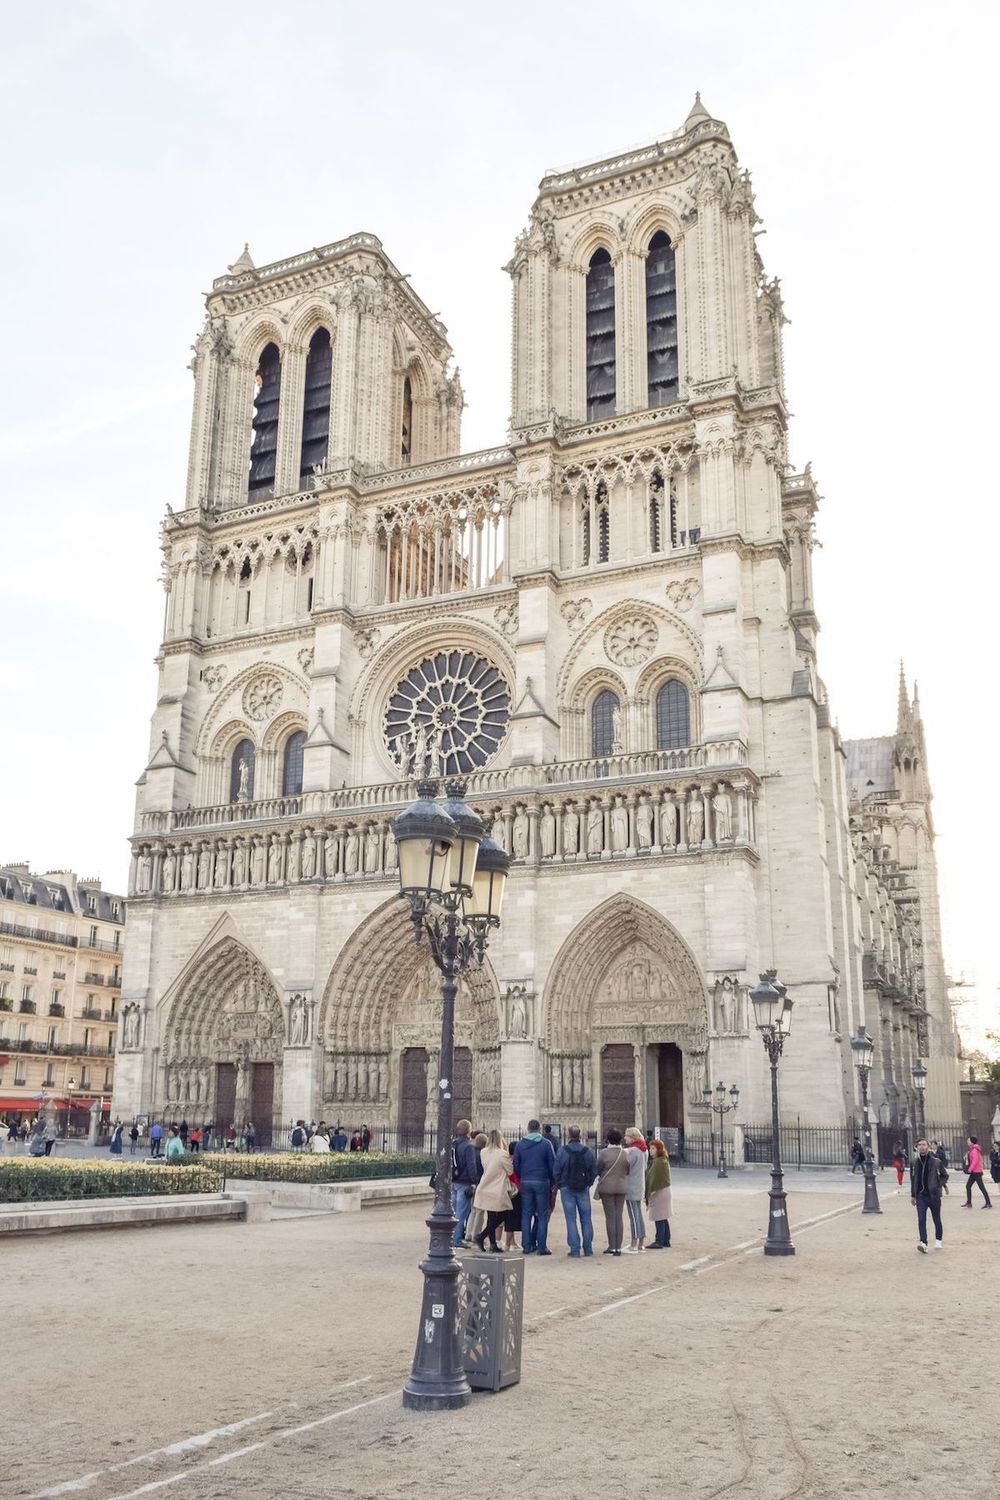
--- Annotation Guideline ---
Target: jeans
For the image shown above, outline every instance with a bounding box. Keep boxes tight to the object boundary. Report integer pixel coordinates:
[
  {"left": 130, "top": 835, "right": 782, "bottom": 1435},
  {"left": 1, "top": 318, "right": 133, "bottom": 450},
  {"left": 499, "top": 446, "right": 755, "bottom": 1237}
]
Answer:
[
  {"left": 560, "top": 1187, "right": 594, "bottom": 1254},
  {"left": 452, "top": 1182, "right": 476, "bottom": 1245},
  {"left": 626, "top": 1199, "right": 646, "bottom": 1239},
  {"left": 966, "top": 1172, "right": 991, "bottom": 1206},
  {"left": 520, "top": 1180, "right": 550, "bottom": 1252},
  {"left": 653, "top": 1217, "right": 671, "bottom": 1247},
  {"left": 150, "top": 1139, "right": 162, "bottom": 1157},
  {"left": 916, "top": 1191, "right": 943, "bottom": 1244}
]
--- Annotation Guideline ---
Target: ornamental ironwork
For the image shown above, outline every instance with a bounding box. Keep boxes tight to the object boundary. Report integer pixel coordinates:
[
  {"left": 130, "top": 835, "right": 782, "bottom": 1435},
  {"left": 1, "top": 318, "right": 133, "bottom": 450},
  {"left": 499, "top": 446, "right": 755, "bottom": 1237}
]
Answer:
[{"left": 384, "top": 651, "right": 510, "bottom": 776}]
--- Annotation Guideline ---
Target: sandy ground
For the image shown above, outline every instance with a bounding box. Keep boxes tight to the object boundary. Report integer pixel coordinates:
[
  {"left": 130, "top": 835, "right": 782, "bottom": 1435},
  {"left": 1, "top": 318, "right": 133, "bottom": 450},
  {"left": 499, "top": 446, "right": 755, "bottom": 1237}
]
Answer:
[{"left": 7, "top": 1169, "right": 999, "bottom": 1500}]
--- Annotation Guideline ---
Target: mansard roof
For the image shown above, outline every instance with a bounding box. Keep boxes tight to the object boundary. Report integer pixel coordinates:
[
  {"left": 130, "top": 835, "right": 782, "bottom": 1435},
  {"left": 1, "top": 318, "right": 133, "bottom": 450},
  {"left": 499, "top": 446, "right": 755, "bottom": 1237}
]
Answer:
[{"left": 0, "top": 865, "right": 125, "bottom": 923}]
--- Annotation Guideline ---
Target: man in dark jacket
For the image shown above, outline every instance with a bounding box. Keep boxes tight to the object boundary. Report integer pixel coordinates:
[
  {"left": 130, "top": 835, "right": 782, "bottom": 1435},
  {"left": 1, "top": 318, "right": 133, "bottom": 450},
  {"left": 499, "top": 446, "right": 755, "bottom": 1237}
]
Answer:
[
  {"left": 910, "top": 1138, "right": 947, "bottom": 1252},
  {"left": 513, "top": 1119, "right": 556, "bottom": 1255},
  {"left": 554, "top": 1127, "right": 597, "bottom": 1257},
  {"left": 450, "top": 1119, "right": 481, "bottom": 1247}
]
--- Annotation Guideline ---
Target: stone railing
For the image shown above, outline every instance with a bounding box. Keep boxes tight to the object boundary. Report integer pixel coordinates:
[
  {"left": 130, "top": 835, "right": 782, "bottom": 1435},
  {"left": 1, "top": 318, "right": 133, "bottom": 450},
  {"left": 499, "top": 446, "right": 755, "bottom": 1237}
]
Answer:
[
  {"left": 136, "top": 740, "right": 750, "bottom": 836},
  {"left": 129, "top": 766, "right": 757, "bottom": 899}
]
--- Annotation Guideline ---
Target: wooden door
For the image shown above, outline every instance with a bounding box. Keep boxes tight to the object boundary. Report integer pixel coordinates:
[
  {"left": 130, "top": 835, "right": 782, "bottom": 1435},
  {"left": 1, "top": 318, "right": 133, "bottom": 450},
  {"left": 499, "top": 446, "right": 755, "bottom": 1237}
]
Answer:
[
  {"left": 656, "top": 1043, "right": 684, "bottom": 1127},
  {"left": 600, "top": 1043, "right": 635, "bottom": 1135},
  {"left": 453, "top": 1046, "right": 473, "bottom": 1125},
  {"left": 400, "top": 1048, "right": 428, "bottom": 1150},
  {"left": 215, "top": 1063, "right": 236, "bottom": 1130},
  {"left": 251, "top": 1063, "right": 274, "bottom": 1145}
]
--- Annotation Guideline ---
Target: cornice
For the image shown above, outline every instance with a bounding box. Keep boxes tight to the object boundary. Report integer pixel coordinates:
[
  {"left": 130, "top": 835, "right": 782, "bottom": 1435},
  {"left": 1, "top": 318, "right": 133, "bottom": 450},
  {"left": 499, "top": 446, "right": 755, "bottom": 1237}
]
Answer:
[{"left": 535, "top": 119, "right": 734, "bottom": 215}]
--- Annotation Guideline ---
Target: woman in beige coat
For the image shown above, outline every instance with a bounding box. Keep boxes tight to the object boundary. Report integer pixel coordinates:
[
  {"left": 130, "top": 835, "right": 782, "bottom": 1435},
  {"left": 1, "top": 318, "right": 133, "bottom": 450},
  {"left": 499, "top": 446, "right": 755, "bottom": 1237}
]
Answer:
[{"left": 472, "top": 1129, "right": 514, "bottom": 1252}]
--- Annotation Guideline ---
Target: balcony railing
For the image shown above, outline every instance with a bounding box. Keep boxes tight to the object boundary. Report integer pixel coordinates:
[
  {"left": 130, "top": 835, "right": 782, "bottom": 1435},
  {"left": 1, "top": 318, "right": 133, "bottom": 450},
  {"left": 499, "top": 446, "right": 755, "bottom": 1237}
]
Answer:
[
  {"left": 23, "top": 967, "right": 37, "bottom": 976},
  {"left": 80, "top": 936, "right": 123, "bottom": 954},
  {"left": 83, "top": 973, "right": 107, "bottom": 986},
  {"left": 0, "top": 1039, "right": 115, "bottom": 1058},
  {"left": 48, "top": 1004, "right": 65, "bottom": 1017},
  {"left": 0, "top": 920, "right": 77, "bottom": 949},
  {"left": 81, "top": 1008, "right": 103, "bottom": 1020},
  {"left": 19, "top": 1000, "right": 36, "bottom": 1014},
  {"left": 136, "top": 740, "right": 750, "bottom": 835}
]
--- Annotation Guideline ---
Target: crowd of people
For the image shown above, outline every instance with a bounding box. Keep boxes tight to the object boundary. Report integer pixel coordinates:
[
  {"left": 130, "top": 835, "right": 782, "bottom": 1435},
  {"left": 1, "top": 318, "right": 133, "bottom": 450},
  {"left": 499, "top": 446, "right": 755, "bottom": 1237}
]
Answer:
[
  {"left": 448, "top": 1119, "right": 673, "bottom": 1258},
  {"left": 289, "top": 1121, "right": 373, "bottom": 1152}
]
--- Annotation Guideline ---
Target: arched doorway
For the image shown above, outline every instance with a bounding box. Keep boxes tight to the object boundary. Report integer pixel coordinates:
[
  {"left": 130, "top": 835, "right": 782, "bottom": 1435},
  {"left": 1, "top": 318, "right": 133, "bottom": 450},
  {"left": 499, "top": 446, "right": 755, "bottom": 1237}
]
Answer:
[
  {"left": 320, "top": 900, "right": 501, "bottom": 1143},
  {"left": 161, "top": 938, "right": 284, "bottom": 1146},
  {"left": 545, "top": 895, "right": 709, "bottom": 1141}
]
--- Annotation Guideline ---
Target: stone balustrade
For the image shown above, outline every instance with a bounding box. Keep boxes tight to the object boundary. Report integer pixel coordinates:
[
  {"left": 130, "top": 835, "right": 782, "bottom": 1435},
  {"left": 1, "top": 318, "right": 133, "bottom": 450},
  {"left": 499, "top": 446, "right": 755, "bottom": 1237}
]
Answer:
[
  {"left": 129, "top": 767, "right": 758, "bottom": 898},
  {"left": 136, "top": 740, "right": 749, "bottom": 835}
]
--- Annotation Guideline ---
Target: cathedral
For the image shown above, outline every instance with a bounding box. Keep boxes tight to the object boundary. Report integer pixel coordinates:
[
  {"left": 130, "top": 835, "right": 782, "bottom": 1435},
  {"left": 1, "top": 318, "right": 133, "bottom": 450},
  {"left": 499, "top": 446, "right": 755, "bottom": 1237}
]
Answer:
[{"left": 114, "top": 97, "right": 961, "bottom": 1144}]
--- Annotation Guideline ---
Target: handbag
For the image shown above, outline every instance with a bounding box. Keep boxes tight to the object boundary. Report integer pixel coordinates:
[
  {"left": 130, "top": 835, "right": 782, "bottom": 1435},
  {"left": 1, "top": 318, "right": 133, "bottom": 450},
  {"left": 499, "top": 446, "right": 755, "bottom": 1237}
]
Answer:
[{"left": 593, "top": 1146, "right": 624, "bottom": 1200}]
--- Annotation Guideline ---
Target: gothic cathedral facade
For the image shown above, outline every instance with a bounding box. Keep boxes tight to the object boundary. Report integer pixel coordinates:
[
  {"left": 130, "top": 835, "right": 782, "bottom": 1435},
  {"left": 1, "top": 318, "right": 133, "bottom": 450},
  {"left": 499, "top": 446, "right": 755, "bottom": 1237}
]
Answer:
[{"left": 114, "top": 98, "right": 961, "bottom": 1142}]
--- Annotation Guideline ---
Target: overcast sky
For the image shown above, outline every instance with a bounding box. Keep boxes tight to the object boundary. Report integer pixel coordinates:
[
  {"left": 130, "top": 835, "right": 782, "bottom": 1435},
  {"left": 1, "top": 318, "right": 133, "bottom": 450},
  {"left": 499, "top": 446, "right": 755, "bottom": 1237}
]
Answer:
[{"left": 0, "top": 1, "right": 996, "bottom": 1043}]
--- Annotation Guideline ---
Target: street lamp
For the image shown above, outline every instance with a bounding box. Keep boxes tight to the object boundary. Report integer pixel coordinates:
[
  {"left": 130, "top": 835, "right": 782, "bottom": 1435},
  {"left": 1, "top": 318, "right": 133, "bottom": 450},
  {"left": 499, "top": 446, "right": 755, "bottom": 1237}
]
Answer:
[
  {"left": 911, "top": 1059, "right": 928, "bottom": 1139},
  {"left": 703, "top": 1080, "right": 740, "bottom": 1178},
  {"left": 64, "top": 1076, "right": 77, "bottom": 1139},
  {"left": 392, "top": 778, "right": 510, "bottom": 1412},
  {"left": 749, "top": 970, "right": 794, "bottom": 1256},
  {"left": 850, "top": 1025, "right": 882, "bottom": 1215}
]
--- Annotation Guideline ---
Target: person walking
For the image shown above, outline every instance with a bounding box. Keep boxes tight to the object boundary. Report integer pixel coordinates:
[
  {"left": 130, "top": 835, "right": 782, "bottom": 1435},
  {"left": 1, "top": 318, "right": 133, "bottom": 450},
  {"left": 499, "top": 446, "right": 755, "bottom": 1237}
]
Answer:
[
  {"left": 244, "top": 1120, "right": 257, "bottom": 1154},
  {"left": 189, "top": 1126, "right": 201, "bottom": 1154},
  {"left": 128, "top": 1123, "right": 139, "bottom": 1155},
  {"left": 165, "top": 1126, "right": 185, "bottom": 1162},
  {"left": 178, "top": 1118, "right": 189, "bottom": 1146},
  {"left": 645, "top": 1139, "right": 673, "bottom": 1247},
  {"left": 990, "top": 1142, "right": 1000, "bottom": 1186},
  {"left": 109, "top": 1120, "right": 124, "bottom": 1156},
  {"left": 961, "top": 1135, "right": 992, "bottom": 1209},
  {"left": 911, "top": 1137, "right": 947, "bottom": 1251},
  {"left": 891, "top": 1143, "right": 906, "bottom": 1193},
  {"left": 850, "top": 1139, "right": 865, "bottom": 1173},
  {"left": 149, "top": 1120, "right": 164, "bottom": 1158},
  {"left": 594, "top": 1128, "right": 630, "bottom": 1255},
  {"left": 512, "top": 1119, "right": 556, "bottom": 1255},
  {"left": 42, "top": 1118, "right": 57, "bottom": 1156},
  {"left": 450, "top": 1119, "right": 482, "bottom": 1247},
  {"left": 622, "top": 1127, "right": 648, "bottom": 1252},
  {"left": 291, "top": 1120, "right": 308, "bottom": 1151},
  {"left": 472, "top": 1130, "right": 514, "bottom": 1252},
  {"left": 553, "top": 1126, "right": 597, "bottom": 1257}
]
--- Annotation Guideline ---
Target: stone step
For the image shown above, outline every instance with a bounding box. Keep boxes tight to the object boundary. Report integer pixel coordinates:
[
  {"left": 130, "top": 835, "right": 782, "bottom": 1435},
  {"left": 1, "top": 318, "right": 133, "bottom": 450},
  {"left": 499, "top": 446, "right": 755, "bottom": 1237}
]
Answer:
[
  {"left": 223, "top": 1174, "right": 433, "bottom": 1212},
  {"left": 0, "top": 1191, "right": 270, "bottom": 1235}
]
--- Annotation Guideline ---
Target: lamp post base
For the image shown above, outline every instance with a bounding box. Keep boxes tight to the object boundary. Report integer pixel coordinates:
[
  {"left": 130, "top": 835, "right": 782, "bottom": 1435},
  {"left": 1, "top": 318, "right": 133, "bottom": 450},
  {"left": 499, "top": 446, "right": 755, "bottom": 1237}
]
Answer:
[
  {"left": 402, "top": 1207, "right": 471, "bottom": 1412},
  {"left": 763, "top": 1176, "right": 796, "bottom": 1256},
  {"left": 862, "top": 1172, "right": 882, "bottom": 1215}
]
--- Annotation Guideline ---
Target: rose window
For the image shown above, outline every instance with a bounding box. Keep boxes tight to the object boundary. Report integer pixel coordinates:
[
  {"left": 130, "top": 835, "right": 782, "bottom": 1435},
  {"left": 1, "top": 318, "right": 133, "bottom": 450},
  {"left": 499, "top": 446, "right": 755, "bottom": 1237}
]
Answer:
[
  {"left": 384, "top": 651, "right": 511, "bottom": 775},
  {"left": 605, "top": 615, "right": 659, "bottom": 666},
  {"left": 243, "top": 673, "right": 284, "bottom": 721}
]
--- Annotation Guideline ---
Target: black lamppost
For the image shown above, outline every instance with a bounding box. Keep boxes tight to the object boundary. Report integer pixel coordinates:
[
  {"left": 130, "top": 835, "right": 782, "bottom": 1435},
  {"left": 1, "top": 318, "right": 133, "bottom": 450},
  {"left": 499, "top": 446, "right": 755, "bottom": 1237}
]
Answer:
[
  {"left": 703, "top": 1080, "right": 740, "bottom": 1178},
  {"left": 391, "top": 778, "right": 510, "bottom": 1412},
  {"left": 911, "top": 1059, "right": 927, "bottom": 1139},
  {"left": 64, "top": 1076, "right": 77, "bottom": 1139},
  {"left": 749, "top": 971, "right": 794, "bottom": 1256},
  {"left": 850, "top": 1025, "right": 881, "bottom": 1215}
]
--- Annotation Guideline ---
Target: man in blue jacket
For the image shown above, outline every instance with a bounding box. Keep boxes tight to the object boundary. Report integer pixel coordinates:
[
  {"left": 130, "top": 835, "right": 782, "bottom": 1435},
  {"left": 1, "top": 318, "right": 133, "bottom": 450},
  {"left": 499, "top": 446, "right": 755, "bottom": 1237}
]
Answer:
[
  {"left": 554, "top": 1126, "right": 598, "bottom": 1256},
  {"left": 513, "top": 1119, "right": 556, "bottom": 1255},
  {"left": 451, "top": 1118, "right": 481, "bottom": 1246}
]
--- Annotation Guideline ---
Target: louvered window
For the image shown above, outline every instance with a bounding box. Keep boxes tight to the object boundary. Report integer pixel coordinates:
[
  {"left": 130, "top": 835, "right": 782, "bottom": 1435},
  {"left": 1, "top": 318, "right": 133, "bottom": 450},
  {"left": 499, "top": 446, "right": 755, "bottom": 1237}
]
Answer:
[
  {"left": 249, "top": 343, "right": 281, "bottom": 495},
  {"left": 646, "top": 232, "right": 678, "bottom": 407},
  {"left": 596, "top": 483, "right": 610, "bottom": 563},
  {"left": 401, "top": 376, "right": 413, "bottom": 464},
  {"left": 586, "top": 249, "right": 616, "bottom": 420},
  {"left": 282, "top": 731, "right": 306, "bottom": 797},
  {"left": 592, "top": 689, "right": 619, "bottom": 758},
  {"left": 656, "top": 680, "right": 690, "bottom": 748},
  {"left": 299, "top": 329, "right": 332, "bottom": 485}
]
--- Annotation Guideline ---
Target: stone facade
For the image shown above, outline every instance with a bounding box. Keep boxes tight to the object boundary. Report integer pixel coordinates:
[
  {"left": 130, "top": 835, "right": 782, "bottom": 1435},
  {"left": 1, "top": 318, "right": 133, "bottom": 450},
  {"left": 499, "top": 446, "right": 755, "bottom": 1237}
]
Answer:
[
  {"left": 0, "top": 865, "right": 124, "bottom": 1119},
  {"left": 114, "top": 98, "right": 961, "bottom": 1140}
]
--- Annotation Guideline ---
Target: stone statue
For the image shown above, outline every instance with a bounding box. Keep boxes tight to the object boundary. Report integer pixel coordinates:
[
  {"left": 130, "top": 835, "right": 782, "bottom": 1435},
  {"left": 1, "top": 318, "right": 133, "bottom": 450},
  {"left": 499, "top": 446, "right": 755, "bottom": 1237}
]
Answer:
[
  {"left": 562, "top": 803, "right": 579, "bottom": 856},
  {"left": 289, "top": 995, "right": 307, "bottom": 1046},
  {"left": 286, "top": 836, "right": 301, "bottom": 883},
  {"left": 180, "top": 847, "right": 194, "bottom": 890},
  {"left": 197, "top": 845, "right": 212, "bottom": 889},
  {"left": 214, "top": 845, "right": 229, "bottom": 888},
  {"left": 162, "top": 849, "right": 177, "bottom": 892},
  {"left": 237, "top": 757, "right": 251, "bottom": 803},
  {"left": 199, "top": 1066, "right": 210, "bottom": 1103},
  {"left": 137, "top": 852, "right": 152, "bottom": 893},
  {"left": 232, "top": 841, "right": 247, "bottom": 887},
  {"left": 636, "top": 796, "right": 653, "bottom": 850},
  {"left": 713, "top": 789, "right": 733, "bottom": 842},
  {"left": 687, "top": 796, "right": 705, "bottom": 846},
  {"left": 301, "top": 832, "right": 316, "bottom": 880},
  {"left": 540, "top": 805, "right": 556, "bottom": 858},
  {"left": 611, "top": 797, "right": 629, "bottom": 852},
  {"left": 508, "top": 988, "right": 527, "bottom": 1039},
  {"left": 612, "top": 705, "right": 625, "bottom": 754},
  {"left": 660, "top": 796, "right": 677, "bottom": 849},
  {"left": 396, "top": 731, "right": 412, "bottom": 774},
  {"left": 384, "top": 828, "right": 397, "bottom": 872},
  {"left": 427, "top": 731, "right": 443, "bottom": 780},
  {"left": 491, "top": 812, "right": 506, "bottom": 851},
  {"left": 412, "top": 724, "right": 428, "bottom": 778},
  {"left": 250, "top": 838, "right": 265, "bottom": 886},
  {"left": 122, "top": 1006, "right": 140, "bottom": 1050},
  {"left": 512, "top": 808, "right": 529, "bottom": 860},
  {"left": 364, "top": 825, "right": 381, "bottom": 873},
  {"left": 267, "top": 837, "right": 282, "bottom": 884},
  {"left": 324, "top": 833, "right": 337, "bottom": 877},
  {"left": 586, "top": 802, "right": 603, "bottom": 856},
  {"left": 345, "top": 829, "right": 360, "bottom": 875}
]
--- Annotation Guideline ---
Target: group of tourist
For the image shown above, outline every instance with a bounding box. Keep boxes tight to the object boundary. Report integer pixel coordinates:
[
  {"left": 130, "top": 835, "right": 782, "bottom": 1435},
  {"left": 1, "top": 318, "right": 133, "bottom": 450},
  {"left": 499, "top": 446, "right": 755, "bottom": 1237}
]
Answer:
[
  {"left": 289, "top": 1121, "right": 372, "bottom": 1152},
  {"left": 449, "top": 1118, "right": 673, "bottom": 1258}
]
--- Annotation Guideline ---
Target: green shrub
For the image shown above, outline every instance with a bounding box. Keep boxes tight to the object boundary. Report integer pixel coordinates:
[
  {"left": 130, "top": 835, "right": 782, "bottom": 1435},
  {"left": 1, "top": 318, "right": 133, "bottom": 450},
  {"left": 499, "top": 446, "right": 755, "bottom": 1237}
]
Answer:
[
  {"left": 200, "top": 1150, "right": 434, "bottom": 1184},
  {"left": 0, "top": 1159, "right": 223, "bottom": 1203}
]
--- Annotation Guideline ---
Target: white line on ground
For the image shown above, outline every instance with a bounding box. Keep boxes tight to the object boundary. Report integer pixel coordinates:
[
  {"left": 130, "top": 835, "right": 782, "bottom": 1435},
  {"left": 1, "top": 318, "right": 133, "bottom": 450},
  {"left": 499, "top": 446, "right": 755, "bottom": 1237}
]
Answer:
[
  {"left": 100, "top": 1393, "right": 395, "bottom": 1500},
  {"left": 584, "top": 1284, "right": 664, "bottom": 1318},
  {"left": 678, "top": 1256, "right": 709, "bottom": 1270},
  {"left": 693, "top": 1200, "right": 861, "bottom": 1274},
  {"left": 30, "top": 1379, "right": 373, "bottom": 1499},
  {"left": 540, "top": 1306, "right": 568, "bottom": 1317}
]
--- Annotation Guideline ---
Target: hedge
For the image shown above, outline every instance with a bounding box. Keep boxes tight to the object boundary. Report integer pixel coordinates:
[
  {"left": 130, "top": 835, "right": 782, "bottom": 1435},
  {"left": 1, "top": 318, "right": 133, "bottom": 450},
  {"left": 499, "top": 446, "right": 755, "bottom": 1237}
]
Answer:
[
  {"left": 0, "top": 1159, "right": 223, "bottom": 1203},
  {"left": 200, "top": 1150, "right": 434, "bottom": 1184}
]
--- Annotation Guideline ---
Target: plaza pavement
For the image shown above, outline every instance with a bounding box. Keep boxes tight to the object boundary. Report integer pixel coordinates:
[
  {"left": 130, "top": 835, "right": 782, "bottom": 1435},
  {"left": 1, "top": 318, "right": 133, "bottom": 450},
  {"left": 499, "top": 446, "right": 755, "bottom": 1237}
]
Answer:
[{"left": 8, "top": 1168, "right": 998, "bottom": 1500}]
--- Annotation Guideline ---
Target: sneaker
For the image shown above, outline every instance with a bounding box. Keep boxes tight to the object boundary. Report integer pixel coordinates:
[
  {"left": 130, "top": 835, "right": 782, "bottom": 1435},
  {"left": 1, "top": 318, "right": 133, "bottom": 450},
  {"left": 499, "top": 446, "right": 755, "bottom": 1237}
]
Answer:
[
  {"left": 961, "top": 1203, "right": 972, "bottom": 1209},
  {"left": 637, "top": 1244, "right": 646, "bottom": 1252},
  {"left": 603, "top": 1248, "right": 616, "bottom": 1255},
  {"left": 612, "top": 1249, "right": 622, "bottom": 1256},
  {"left": 621, "top": 1246, "right": 638, "bottom": 1254},
  {"left": 934, "top": 1241, "right": 944, "bottom": 1250},
  {"left": 983, "top": 1203, "right": 993, "bottom": 1210},
  {"left": 537, "top": 1249, "right": 552, "bottom": 1256},
  {"left": 917, "top": 1243, "right": 928, "bottom": 1253}
]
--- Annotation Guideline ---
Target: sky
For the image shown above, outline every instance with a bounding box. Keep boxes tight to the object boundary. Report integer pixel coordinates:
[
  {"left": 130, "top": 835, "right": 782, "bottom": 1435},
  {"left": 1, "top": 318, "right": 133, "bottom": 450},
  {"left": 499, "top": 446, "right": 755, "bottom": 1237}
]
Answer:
[{"left": 0, "top": 1, "right": 996, "bottom": 1045}]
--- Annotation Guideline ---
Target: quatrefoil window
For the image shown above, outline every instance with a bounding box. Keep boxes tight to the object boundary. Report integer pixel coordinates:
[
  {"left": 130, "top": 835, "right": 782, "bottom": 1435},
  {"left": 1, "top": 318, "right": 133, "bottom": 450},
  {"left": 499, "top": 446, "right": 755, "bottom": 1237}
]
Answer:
[{"left": 384, "top": 651, "right": 511, "bottom": 775}]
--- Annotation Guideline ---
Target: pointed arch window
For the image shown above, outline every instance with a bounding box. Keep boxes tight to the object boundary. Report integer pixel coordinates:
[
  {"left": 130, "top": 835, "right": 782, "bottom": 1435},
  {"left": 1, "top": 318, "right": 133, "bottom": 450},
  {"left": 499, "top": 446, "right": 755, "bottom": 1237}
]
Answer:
[
  {"left": 656, "top": 680, "right": 690, "bottom": 749},
  {"left": 249, "top": 343, "right": 281, "bottom": 496},
  {"left": 586, "top": 248, "right": 616, "bottom": 420},
  {"left": 645, "top": 231, "right": 678, "bottom": 408},
  {"left": 592, "top": 689, "right": 619, "bottom": 758},
  {"left": 229, "top": 739, "right": 256, "bottom": 803},
  {"left": 401, "top": 376, "right": 413, "bottom": 464},
  {"left": 299, "top": 328, "right": 332, "bottom": 486},
  {"left": 282, "top": 730, "right": 306, "bottom": 797}
]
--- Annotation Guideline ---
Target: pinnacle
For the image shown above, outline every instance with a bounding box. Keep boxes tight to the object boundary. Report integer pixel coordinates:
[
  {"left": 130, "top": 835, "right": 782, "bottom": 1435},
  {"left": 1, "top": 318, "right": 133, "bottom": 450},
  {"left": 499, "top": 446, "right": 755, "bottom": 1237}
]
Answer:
[
  {"left": 227, "top": 242, "right": 255, "bottom": 274},
  {"left": 684, "top": 91, "right": 712, "bottom": 130}
]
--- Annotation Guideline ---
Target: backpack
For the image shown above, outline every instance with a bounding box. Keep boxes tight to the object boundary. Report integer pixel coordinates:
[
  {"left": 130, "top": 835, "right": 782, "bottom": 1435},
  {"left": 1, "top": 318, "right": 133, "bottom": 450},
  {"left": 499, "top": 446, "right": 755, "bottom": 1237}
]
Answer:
[
  {"left": 291, "top": 1126, "right": 305, "bottom": 1147},
  {"left": 564, "top": 1146, "right": 591, "bottom": 1193}
]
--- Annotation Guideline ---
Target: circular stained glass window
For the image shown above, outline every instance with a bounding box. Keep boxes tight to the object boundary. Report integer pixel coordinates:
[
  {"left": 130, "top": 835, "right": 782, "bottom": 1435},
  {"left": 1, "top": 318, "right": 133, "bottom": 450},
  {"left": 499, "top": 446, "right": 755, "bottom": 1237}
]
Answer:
[{"left": 384, "top": 651, "right": 511, "bottom": 776}]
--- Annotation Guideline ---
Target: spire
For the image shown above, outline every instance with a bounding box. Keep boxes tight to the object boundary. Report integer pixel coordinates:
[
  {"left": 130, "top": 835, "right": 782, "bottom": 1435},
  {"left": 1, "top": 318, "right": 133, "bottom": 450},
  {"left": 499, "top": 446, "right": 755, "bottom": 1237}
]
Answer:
[
  {"left": 684, "top": 92, "right": 712, "bottom": 130},
  {"left": 227, "top": 243, "right": 255, "bottom": 275},
  {"left": 896, "top": 660, "right": 911, "bottom": 734}
]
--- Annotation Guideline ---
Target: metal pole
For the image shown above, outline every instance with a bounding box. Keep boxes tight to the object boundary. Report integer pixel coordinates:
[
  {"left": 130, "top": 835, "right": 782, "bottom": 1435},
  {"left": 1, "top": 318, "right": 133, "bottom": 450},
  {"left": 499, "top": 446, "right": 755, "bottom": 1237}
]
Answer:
[
  {"left": 402, "top": 914, "right": 471, "bottom": 1411},
  {"left": 859, "top": 1068, "right": 882, "bottom": 1214},
  {"left": 763, "top": 1039, "right": 794, "bottom": 1255}
]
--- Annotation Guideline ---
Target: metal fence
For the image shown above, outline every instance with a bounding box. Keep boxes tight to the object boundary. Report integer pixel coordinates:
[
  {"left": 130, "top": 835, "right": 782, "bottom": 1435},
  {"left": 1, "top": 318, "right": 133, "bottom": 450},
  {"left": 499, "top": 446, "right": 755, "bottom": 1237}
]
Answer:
[{"left": 682, "top": 1120, "right": 970, "bottom": 1171}]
